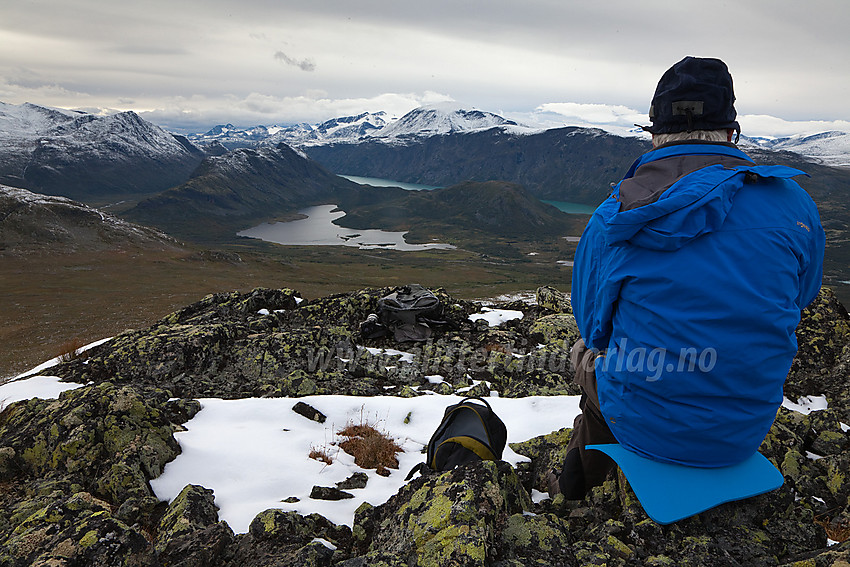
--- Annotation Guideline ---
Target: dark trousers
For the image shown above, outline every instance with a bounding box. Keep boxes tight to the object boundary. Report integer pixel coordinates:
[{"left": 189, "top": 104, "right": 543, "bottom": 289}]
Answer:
[{"left": 558, "top": 338, "right": 618, "bottom": 499}]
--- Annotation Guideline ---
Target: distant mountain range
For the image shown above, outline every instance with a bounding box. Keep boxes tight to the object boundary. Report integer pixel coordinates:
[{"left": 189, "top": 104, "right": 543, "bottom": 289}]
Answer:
[
  {"left": 1, "top": 100, "right": 848, "bottom": 288},
  {"left": 187, "top": 104, "right": 850, "bottom": 168},
  {"left": 305, "top": 126, "right": 648, "bottom": 205},
  {"left": 187, "top": 106, "right": 526, "bottom": 150},
  {"left": 187, "top": 112, "right": 391, "bottom": 150}
]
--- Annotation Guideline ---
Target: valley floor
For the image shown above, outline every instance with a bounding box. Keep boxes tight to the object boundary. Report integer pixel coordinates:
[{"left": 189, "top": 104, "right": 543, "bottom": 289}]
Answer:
[{"left": 0, "top": 242, "right": 575, "bottom": 378}]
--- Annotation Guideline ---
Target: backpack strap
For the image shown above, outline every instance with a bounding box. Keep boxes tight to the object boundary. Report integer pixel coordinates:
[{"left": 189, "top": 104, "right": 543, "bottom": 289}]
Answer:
[
  {"left": 404, "top": 462, "right": 430, "bottom": 481},
  {"left": 457, "top": 395, "right": 494, "bottom": 412}
]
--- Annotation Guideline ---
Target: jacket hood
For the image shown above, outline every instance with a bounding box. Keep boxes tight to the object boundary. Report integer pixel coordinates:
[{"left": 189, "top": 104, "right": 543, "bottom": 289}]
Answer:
[{"left": 601, "top": 145, "right": 806, "bottom": 251}]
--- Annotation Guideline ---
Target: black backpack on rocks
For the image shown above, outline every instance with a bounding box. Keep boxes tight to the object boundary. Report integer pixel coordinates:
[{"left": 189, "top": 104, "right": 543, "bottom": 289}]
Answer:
[
  {"left": 361, "top": 284, "right": 445, "bottom": 342},
  {"left": 406, "top": 396, "right": 508, "bottom": 480}
]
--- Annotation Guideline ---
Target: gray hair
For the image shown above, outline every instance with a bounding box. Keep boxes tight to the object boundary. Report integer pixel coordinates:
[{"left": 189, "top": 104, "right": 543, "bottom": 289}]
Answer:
[{"left": 652, "top": 129, "right": 730, "bottom": 147}]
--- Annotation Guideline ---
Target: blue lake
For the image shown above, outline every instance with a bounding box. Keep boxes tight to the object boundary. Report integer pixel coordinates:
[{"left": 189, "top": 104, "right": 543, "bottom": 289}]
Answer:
[
  {"left": 541, "top": 200, "right": 597, "bottom": 215},
  {"left": 343, "top": 175, "right": 598, "bottom": 214},
  {"left": 340, "top": 175, "right": 440, "bottom": 191}
]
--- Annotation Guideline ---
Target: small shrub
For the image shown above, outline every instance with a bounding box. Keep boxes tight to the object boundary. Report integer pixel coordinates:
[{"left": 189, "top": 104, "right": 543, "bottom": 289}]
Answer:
[
  {"left": 57, "top": 337, "right": 87, "bottom": 363},
  {"left": 337, "top": 421, "right": 403, "bottom": 476},
  {"left": 816, "top": 513, "right": 850, "bottom": 543}
]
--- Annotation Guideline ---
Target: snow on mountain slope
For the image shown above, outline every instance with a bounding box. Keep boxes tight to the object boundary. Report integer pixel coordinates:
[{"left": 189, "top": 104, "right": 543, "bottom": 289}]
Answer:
[
  {"left": 0, "top": 102, "right": 83, "bottom": 142},
  {"left": 0, "top": 101, "right": 196, "bottom": 157},
  {"left": 187, "top": 106, "right": 530, "bottom": 149},
  {"left": 189, "top": 112, "right": 390, "bottom": 149},
  {"left": 374, "top": 106, "right": 520, "bottom": 140},
  {"left": 0, "top": 184, "right": 178, "bottom": 253},
  {"left": 742, "top": 131, "right": 850, "bottom": 167},
  {"left": 305, "top": 111, "right": 390, "bottom": 143},
  {"left": 0, "top": 102, "right": 204, "bottom": 200}
]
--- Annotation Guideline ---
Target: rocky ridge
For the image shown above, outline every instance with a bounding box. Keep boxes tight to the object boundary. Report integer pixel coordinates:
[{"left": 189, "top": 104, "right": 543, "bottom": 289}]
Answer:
[
  {"left": 0, "top": 184, "right": 180, "bottom": 255},
  {"left": 1, "top": 285, "right": 848, "bottom": 566}
]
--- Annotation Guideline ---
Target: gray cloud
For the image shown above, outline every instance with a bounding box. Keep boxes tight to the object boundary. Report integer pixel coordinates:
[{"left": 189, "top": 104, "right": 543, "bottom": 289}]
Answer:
[
  {"left": 0, "top": 0, "right": 848, "bottom": 133},
  {"left": 273, "top": 51, "right": 315, "bottom": 72}
]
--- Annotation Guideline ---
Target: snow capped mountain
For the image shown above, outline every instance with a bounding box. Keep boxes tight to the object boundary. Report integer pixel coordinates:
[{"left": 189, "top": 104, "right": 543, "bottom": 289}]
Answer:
[
  {"left": 307, "top": 111, "right": 390, "bottom": 142},
  {"left": 191, "top": 123, "right": 295, "bottom": 148},
  {"left": 375, "top": 105, "right": 520, "bottom": 139},
  {"left": 0, "top": 101, "right": 204, "bottom": 201},
  {"left": 187, "top": 106, "right": 527, "bottom": 149},
  {"left": 741, "top": 131, "right": 850, "bottom": 167},
  {"left": 0, "top": 101, "right": 197, "bottom": 157},
  {"left": 188, "top": 112, "right": 391, "bottom": 149},
  {"left": 186, "top": 104, "right": 850, "bottom": 167}
]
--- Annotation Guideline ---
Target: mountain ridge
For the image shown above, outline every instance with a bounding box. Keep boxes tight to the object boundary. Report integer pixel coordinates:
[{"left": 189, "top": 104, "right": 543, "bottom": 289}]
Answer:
[
  {"left": 184, "top": 104, "right": 850, "bottom": 167},
  {"left": 122, "top": 143, "right": 383, "bottom": 240},
  {"left": 0, "top": 184, "right": 180, "bottom": 255},
  {"left": 0, "top": 102, "right": 205, "bottom": 204}
]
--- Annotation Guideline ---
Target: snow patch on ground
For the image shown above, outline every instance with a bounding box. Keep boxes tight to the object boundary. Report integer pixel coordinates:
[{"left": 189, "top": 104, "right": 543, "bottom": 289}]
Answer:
[
  {"left": 782, "top": 395, "right": 829, "bottom": 415},
  {"left": 0, "top": 375, "right": 83, "bottom": 404},
  {"left": 149, "top": 394, "right": 580, "bottom": 532},
  {"left": 10, "top": 337, "right": 112, "bottom": 381},
  {"left": 468, "top": 308, "right": 524, "bottom": 327}
]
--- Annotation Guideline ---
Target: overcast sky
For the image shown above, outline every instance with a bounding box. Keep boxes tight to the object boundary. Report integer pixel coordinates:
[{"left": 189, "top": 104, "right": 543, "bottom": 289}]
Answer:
[{"left": 2, "top": 0, "right": 848, "bottom": 136}]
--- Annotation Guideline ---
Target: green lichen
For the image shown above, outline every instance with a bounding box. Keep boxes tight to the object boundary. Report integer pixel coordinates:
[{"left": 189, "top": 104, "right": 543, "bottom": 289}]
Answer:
[
  {"left": 781, "top": 449, "right": 805, "bottom": 479},
  {"left": 646, "top": 555, "right": 677, "bottom": 566},
  {"left": 21, "top": 436, "right": 48, "bottom": 468},
  {"left": 419, "top": 523, "right": 487, "bottom": 567},
  {"left": 825, "top": 461, "right": 846, "bottom": 496},
  {"left": 502, "top": 515, "right": 533, "bottom": 548},
  {"left": 529, "top": 314, "right": 580, "bottom": 349},
  {"left": 606, "top": 534, "right": 633, "bottom": 558},
  {"left": 501, "top": 513, "right": 571, "bottom": 555},
  {"left": 257, "top": 510, "right": 278, "bottom": 534},
  {"left": 407, "top": 492, "right": 455, "bottom": 545},
  {"left": 78, "top": 529, "right": 99, "bottom": 548}
]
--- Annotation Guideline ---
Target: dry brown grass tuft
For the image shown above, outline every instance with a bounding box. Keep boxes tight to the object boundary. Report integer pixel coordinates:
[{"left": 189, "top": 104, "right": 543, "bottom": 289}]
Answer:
[
  {"left": 337, "top": 421, "right": 403, "bottom": 476},
  {"left": 815, "top": 513, "right": 850, "bottom": 543},
  {"left": 56, "top": 337, "right": 88, "bottom": 363},
  {"left": 309, "top": 446, "right": 335, "bottom": 466}
]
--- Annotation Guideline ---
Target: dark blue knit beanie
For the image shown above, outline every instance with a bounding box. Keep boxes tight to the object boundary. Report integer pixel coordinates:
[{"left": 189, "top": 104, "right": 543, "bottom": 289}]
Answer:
[{"left": 642, "top": 56, "right": 740, "bottom": 136}]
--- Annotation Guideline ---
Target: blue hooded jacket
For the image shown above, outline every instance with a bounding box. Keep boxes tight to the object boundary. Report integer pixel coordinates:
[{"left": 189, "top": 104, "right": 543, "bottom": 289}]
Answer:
[{"left": 571, "top": 143, "right": 825, "bottom": 467}]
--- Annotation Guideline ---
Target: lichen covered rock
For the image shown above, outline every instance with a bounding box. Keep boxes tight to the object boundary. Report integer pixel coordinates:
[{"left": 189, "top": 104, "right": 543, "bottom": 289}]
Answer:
[
  {"left": 0, "top": 491, "right": 154, "bottom": 567},
  {"left": 52, "top": 286, "right": 579, "bottom": 399},
  {"left": 226, "top": 509, "right": 352, "bottom": 566},
  {"left": 535, "top": 286, "right": 572, "bottom": 314},
  {"left": 787, "top": 286, "right": 850, "bottom": 404},
  {"left": 351, "top": 460, "right": 531, "bottom": 566}
]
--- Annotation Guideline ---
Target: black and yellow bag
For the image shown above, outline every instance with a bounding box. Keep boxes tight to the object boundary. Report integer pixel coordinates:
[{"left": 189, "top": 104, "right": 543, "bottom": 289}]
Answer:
[{"left": 406, "top": 396, "right": 508, "bottom": 479}]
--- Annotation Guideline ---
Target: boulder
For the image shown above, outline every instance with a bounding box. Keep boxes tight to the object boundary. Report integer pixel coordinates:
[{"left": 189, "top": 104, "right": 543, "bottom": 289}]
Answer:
[{"left": 351, "top": 460, "right": 532, "bottom": 566}]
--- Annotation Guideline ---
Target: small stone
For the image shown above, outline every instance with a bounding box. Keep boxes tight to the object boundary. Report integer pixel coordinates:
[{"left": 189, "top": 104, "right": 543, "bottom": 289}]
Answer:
[
  {"left": 337, "top": 472, "right": 369, "bottom": 490},
  {"left": 310, "top": 486, "right": 354, "bottom": 500},
  {"left": 281, "top": 496, "right": 300, "bottom": 503},
  {"left": 0, "top": 446, "right": 17, "bottom": 476}
]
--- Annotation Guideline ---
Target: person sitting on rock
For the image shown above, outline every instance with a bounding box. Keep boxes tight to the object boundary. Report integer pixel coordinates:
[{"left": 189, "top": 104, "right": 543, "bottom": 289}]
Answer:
[{"left": 551, "top": 56, "right": 825, "bottom": 499}]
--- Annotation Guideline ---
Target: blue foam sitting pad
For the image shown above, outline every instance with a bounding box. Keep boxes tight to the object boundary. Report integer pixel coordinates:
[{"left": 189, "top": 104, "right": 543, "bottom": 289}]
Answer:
[{"left": 586, "top": 444, "right": 784, "bottom": 525}]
